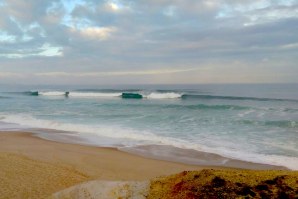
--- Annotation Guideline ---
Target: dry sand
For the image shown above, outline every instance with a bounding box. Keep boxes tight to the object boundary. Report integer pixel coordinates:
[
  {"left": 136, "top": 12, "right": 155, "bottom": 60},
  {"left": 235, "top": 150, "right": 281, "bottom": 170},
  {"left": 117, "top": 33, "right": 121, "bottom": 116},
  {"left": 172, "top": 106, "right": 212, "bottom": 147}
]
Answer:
[
  {"left": 0, "top": 152, "right": 89, "bottom": 199},
  {"left": 0, "top": 132, "right": 212, "bottom": 198}
]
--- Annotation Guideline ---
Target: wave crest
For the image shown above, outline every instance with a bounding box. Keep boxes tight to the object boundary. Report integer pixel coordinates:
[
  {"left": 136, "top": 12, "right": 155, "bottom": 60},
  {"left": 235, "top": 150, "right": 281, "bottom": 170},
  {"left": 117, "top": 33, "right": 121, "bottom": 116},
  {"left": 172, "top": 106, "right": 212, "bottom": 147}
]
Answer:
[
  {"left": 146, "top": 92, "right": 182, "bottom": 99},
  {"left": 69, "top": 92, "right": 122, "bottom": 98},
  {"left": 26, "top": 90, "right": 184, "bottom": 99},
  {"left": 39, "top": 91, "right": 68, "bottom": 96}
]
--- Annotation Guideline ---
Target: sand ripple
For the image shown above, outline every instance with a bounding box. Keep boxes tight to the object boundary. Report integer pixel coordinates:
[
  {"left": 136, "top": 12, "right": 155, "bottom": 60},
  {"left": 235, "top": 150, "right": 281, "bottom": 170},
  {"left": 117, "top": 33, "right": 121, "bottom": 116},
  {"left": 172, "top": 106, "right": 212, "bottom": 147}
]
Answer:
[{"left": 0, "top": 152, "right": 89, "bottom": 199}]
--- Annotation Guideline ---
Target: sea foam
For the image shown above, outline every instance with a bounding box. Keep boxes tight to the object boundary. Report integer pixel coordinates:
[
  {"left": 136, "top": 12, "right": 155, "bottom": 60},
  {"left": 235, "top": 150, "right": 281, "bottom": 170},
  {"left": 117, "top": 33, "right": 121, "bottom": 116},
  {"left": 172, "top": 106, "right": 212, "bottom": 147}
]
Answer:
[
  {"left": 1, "top": 113, "right": 298, "bottom": 170},
  {"left": 69, "top": 92, "right": 122, "bottom": 98},
  {"left": 39, "top": 91, "right": 67, "bottom": 96},
  {"left": 30, "top": 91, "right": 184, "bottom": 99},
  {"left": 146, "top": 92, "right": 182, "bottom": 99}
]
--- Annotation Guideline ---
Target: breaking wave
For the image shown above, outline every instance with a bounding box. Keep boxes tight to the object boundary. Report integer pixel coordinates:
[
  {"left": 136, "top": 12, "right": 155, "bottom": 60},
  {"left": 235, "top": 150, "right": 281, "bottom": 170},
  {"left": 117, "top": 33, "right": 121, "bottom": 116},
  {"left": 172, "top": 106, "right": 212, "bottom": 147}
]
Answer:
[
  {"left": 69, "top": 92, "right": 122, "bottom": 98},
  {"left": 22, "top": 90, "right": 298, "bottom": 102},
  {"left": 145, "top": 92, "right": 182, "bottom": 99},
  {"left": 24, "top": 91, "right": 183, "bottom": 99}
]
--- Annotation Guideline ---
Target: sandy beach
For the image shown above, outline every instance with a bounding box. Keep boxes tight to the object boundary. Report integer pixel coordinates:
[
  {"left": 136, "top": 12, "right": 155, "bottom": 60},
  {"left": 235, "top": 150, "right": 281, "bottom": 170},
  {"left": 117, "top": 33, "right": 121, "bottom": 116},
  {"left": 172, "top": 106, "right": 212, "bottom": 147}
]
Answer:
[
  {"left": 1, "top": 0, "right": 298, "bottom": 197},
  {"left": 0, "top": 131, "right": 216, "bottom": 198},
  {"left": 0, "top": 131, "right": 297, "bottom": 198}
]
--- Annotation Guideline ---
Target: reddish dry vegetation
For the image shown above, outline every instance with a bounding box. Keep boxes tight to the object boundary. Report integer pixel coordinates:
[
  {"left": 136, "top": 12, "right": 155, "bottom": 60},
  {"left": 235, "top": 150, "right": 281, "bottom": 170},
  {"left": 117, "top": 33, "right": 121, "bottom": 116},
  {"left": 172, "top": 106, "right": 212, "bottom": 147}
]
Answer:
[{"left": 148, "top": 169, "right": 298, "bottom": 199}]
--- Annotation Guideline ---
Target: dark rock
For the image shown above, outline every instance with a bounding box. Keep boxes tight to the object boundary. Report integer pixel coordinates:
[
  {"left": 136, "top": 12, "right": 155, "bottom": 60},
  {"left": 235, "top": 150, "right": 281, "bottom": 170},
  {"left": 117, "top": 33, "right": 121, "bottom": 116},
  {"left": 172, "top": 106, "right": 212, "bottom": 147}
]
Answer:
[
  {"left": 239, "top": 186, "right": 256, "bottom": 197},
  {"left": 278, "top": 191, "right": 289, "bottom": 199},
  {"left": 260, "top": 192, "right": 270, "bottom": 199},
  {"left": 212, "top": 177, "right": 226, "bottom": 188},
  {"left": 255, "top": 184, "right": 268, "bottom": 191},
  {"left": 193, "top": 174, "right": 200, "bottom": 179},
  {"left": 283, "top": 185, "right": 293, "bottom": 191},
  {"left": 264, "top": 179, "right": 275, "bottom": 185}
]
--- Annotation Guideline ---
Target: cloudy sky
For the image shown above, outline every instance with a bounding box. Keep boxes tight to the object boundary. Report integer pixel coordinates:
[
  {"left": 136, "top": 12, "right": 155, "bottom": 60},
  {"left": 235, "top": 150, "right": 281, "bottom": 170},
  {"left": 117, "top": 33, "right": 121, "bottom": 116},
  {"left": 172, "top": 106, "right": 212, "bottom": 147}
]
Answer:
[{"left": 0, "top": 0, "right": 297, "bottom": 85}]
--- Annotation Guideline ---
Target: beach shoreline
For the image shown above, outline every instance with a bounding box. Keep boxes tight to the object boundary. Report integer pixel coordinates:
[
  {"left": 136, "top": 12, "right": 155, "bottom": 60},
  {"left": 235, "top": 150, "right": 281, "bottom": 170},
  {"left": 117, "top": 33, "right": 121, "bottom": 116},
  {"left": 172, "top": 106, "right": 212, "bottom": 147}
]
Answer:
[
  {"left": 0, "top": 131, "right": 290, "bottom": 198},
  {"left": 1, "top": 129, "right": 287, "bottom": 170},
  {"left": 0, "top": 131, "right": 222, "bottom": 180}
]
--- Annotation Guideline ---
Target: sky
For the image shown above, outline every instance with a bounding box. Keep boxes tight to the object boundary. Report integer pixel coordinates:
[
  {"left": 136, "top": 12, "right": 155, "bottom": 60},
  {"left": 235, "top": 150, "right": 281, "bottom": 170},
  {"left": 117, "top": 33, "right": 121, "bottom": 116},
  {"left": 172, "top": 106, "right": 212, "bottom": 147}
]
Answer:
[{"left": 0, "top": 0, "right": 297, "bottom": 85}]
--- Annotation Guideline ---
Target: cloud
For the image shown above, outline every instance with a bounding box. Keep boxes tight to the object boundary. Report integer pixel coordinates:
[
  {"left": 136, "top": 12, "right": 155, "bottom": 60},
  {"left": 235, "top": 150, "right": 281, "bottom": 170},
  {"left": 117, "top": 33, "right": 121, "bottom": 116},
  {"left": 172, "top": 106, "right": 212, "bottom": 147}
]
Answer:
[
  {"left": 35, "top": 68, "right": 198, "bottom": 77},
  {"left": 73, "top": 26, "right": 116, "bottom": 40},
  {"left": 243, "top": 5, "right": 298, "bottom": 26},
  {"left": 281, "top": 42, "right": 298, "bottom": 49},
  {"left": 0, "top": 0, "right": 297, "bottom": 84},
  {"left": 0, "top": 43, "right": 63, "bottom": 58},
  {"left": 0, "top": 72, "right": 24, "bottom": 78}
]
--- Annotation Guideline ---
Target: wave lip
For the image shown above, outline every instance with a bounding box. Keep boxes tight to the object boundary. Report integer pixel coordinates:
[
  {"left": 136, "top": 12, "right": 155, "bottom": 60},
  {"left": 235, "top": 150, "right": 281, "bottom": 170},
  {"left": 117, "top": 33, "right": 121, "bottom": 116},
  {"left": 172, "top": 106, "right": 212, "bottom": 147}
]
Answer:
[
  {"left": 69, "top": 92, "right": 122, "bottom": 98},
  {"left": 39, "top": 91, "right": 68, "bottom": 96},
  {"left": 146, "top": 92, "right": 182, "bottom": 99}
]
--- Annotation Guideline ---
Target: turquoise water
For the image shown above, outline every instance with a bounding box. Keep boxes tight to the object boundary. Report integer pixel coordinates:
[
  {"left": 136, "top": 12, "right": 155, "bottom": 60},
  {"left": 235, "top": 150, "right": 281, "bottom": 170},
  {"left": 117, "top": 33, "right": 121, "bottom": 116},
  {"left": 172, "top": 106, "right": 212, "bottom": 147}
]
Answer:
[{"left": 0, "top": 84, "right": 297, "bottom": 169}]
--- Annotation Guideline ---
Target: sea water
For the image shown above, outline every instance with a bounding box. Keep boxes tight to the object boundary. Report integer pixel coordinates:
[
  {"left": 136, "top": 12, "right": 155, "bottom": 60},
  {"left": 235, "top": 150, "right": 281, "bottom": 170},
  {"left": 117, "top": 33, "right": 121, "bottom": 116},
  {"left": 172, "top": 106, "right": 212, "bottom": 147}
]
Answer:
[{"left": 0, "top": 84, "right": 297, "bottom": 169}]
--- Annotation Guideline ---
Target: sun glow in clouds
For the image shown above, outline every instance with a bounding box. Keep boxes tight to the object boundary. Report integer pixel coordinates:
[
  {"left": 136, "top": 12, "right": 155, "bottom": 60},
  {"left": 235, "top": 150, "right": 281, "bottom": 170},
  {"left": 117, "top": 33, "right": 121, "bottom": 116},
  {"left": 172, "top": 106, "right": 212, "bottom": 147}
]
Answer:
[
  {"left": 71, "top": 26, "right": 116, "bottom": 40},
  {"left": 108, "top": 2, "right": 119, "bottom": 11},
  {"left": 105, "top": 1, "right": 130, "bottom": 12},
  {"left": 82, "top": 27, "right": 116, "bottom": 40}
]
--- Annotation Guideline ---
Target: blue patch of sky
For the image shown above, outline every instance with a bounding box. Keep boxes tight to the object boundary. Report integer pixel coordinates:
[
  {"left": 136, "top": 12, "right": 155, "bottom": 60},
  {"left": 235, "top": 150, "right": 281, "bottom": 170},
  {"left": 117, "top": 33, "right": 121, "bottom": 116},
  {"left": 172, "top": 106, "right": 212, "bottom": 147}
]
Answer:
[
  {"left": 234, "top": 1, "right": 270, "bottom": 13},
  {"left": 60, "top": 0, "right": 96, "bottom": 29},
  {"left": 277, "top": 0, "right": 297, "bottom": 6},
  {"left": 5, "top": 17, "right": 44, "bottom": 42},
  {"left": 0, "top": 31, "right": 16, "bottom": 43},
  {"left": 0, "top": 0, "right": 5, "bottom": 6},
  {"left": 163, "top": 5, "right": 177, "bottom": 17},
  {"left": 215, "top": 4, "right": 234, "bottom": 19}
]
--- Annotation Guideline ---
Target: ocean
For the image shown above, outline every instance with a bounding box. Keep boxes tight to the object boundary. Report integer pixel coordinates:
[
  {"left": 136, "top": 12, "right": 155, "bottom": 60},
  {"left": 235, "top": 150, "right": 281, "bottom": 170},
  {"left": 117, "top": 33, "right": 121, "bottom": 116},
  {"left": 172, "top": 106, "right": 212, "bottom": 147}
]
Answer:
[{"left": 0, "top": 84, "right": 297, "bottom": 170}]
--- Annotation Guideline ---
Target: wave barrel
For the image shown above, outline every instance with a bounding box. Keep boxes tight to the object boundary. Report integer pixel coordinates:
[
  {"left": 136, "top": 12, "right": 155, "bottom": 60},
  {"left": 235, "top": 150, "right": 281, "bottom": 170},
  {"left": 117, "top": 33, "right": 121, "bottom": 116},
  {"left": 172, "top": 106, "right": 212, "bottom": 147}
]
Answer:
[
  {"left": 121, "top": 93, "right": 143, "bottom": 99},
  {"left": 29, "top": 91, "right": 39, "bottom": 96}
]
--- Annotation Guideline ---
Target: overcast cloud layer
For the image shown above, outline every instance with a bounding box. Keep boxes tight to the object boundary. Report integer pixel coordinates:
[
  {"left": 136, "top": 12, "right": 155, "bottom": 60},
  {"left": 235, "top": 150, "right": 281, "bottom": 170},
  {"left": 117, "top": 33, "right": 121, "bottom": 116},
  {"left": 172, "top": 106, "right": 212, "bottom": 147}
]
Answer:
[{"left": 0, "top": 0, "right": 298, "bottom": 85}]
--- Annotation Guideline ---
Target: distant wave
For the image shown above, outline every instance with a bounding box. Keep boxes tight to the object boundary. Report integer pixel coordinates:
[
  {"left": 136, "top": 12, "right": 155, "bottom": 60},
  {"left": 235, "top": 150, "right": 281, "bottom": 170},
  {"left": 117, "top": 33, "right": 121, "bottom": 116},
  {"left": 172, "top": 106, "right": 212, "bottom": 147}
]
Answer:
[
  {"left": 122, "top": 93, "right": 143, "bottom": 99},
  {"left": 21, "top": 90, "right": 298, "bottom": 102},
  {"left": 75, "top": 89, "right": 141, "bottom": 93},
  {"left": 69, "top": 92, "right": 122, "bottom": 97},
  {"left": 146, "top": 92, "right": 182, "bottom": 99},
  {"left": 182, "top": 94, "right": 298, "bottom": 102},
  {"left": 39, "top": 91, "right": 69, "bottom": 96},
  {"left": 24, "top": 91, "right": 183, "bottom": 99},
  {"left": 24, "top": 91, "right": 69, "bottom": 96}
]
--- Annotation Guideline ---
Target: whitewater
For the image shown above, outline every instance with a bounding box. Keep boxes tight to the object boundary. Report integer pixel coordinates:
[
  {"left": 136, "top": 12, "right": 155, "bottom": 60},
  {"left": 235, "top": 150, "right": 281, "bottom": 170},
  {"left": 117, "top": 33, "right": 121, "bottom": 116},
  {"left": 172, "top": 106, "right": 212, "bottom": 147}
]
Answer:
[{"left": 0, "top": 84, "right": 297, "bottom": 170}]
